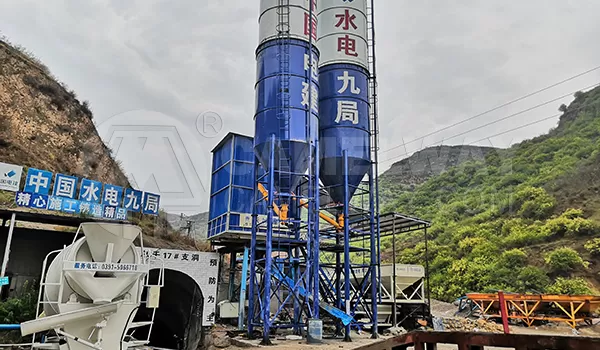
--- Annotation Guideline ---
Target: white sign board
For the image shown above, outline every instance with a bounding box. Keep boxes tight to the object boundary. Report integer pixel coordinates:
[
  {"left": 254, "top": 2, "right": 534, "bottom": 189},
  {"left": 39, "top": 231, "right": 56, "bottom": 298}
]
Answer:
[
  {"left": 317, "top": 0, "right": 369, "bottom": 69},
  {"left": 259, "top": 0, "right": 317, "bottom": 45},
  {"left": 141, "top": 248, "right": 220, "bottom": 326},
  {"left": 0, "top": 162, "right": 23, "bottom": 192}
]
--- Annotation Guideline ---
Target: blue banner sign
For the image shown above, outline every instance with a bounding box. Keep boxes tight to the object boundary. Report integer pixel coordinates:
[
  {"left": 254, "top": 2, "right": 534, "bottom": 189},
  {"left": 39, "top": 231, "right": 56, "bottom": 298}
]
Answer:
[{"left": 11, "top": 167, "right": 161, "bottom": 219}]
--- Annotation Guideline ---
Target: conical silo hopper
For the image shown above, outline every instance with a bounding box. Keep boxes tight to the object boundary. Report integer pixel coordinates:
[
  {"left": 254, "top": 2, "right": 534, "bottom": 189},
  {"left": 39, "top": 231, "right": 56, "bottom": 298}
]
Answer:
[{"left": 318, "top": 64, "right": 371, "bottom": 203}]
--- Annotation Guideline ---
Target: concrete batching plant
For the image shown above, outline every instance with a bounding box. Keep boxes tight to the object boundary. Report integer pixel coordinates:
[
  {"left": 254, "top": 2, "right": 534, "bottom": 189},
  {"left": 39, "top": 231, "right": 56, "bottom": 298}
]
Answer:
[{"left": 208, "top": 0, "right": 388, "bottom": 345}]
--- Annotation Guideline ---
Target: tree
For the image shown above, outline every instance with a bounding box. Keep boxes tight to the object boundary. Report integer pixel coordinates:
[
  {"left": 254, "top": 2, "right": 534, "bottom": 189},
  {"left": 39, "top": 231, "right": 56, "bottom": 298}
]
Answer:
[{"left": 559, "top": 104, "right": 568, "bottom": 113}]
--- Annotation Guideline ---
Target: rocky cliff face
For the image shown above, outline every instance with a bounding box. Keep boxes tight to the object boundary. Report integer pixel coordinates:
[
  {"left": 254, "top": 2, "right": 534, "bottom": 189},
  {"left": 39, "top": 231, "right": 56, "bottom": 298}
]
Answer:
[
  {"left": 167, "top": 212, "right": 209, "bottom": 240},
  {"left": 381, "top": 145, "right": 498, "bottom": 187},
  {"left": 0, "top": 40, "right": 129, "bottom": 186}
]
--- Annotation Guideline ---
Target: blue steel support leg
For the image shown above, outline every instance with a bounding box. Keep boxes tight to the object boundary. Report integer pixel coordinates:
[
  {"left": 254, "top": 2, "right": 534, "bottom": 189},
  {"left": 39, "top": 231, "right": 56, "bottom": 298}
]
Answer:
[
  {"left": 261, "top": 136, "right": 276, "bottom": 346},
  {"left": 335, "top": 232, "right": 342, "bottom": 336},
  {"left": 292, "top": 247, "right": 300, "bottom": 335},
  {"left": 368, "top": 162, "right": 379, "bottom": 338},
  {"left": 343, "top": 151, "right": 352, "bottom": 342},
  {"left": 248, "top": 157, "right": 260, "bottom": 339},
  {"left": 312, "top": 132, "right": 320, "bottom": 318},
  {"left": 239, "top": 247, "right": 249, "bottom": 330}
]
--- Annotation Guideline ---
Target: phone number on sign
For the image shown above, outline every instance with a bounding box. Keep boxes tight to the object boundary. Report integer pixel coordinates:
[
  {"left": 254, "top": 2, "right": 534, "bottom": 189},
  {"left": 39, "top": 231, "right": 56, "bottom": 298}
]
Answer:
[{"left": 99, "top": 263, "right": 138, "bottom": 271}]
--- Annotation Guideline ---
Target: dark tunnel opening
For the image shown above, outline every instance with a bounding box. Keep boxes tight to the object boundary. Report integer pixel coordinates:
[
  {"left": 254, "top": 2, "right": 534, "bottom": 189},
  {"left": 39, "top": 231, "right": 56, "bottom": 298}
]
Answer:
[{"left": 134, "top": 269, "right": 204, "bottom": 350}]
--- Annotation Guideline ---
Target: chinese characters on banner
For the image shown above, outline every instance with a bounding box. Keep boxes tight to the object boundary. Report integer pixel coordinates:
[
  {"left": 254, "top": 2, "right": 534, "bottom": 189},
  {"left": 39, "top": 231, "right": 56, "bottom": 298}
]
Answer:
[
  {"left": 141, "top": 248, "right": 220, "bottom": 326},
  {"left": 317, "top": 0, "right": 369, "bottom": 69},
  {"left": 13, "top": 167, "right": 161, "bottom": 219}
]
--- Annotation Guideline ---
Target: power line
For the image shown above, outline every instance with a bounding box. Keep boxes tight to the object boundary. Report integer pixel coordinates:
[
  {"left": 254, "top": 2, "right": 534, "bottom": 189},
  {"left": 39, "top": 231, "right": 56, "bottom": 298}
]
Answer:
[
  {"left": 467, "top": 98, "right": 600, "bottom": 146},
  {"left": 467, "top": 114, "right": 560, "bottom": 146},
  {"left": 380, "top": 82, "right": 600, "bottom": 164},
  {"left": 380, "top": 98, "right": 600, "bottom": 167},
  {"left": 381, "top": 64, "right": 600, "bottom": 154}
]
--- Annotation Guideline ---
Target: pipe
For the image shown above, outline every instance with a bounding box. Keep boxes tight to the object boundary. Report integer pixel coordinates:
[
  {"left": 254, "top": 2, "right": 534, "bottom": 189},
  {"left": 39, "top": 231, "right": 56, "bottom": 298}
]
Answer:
[
  {"left": 343, "top": 151, "right": 352, "bottom": 342},
  {"left": 299, "top": 198, "right": 342, "bottom": 230},
  {"left": 257, "top": 183, "right": 287, "bottom": 220},
  {"left": 0, "top": 213, "right": 16, "bottom": 295},
  {"left": 260, "top": 182, "right": 341, "bottom": 230},
  {"left": 0, "top": 324, "right": 20, "bottom": 330}
]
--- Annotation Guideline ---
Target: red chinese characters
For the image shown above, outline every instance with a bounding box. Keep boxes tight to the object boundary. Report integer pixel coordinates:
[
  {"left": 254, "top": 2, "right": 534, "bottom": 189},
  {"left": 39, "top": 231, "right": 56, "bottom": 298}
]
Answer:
[
  {"left": 335, "top": 9, "right": 357, "bottom": 30},
  {"left": 304, "top": 12, "right": 318, "bottom": 41},
  {"left": 337, "top": 34, "right": 358, "bottom": 57},
  {"left": 334, "top": 9, "right": 359, "bottom": 57}
]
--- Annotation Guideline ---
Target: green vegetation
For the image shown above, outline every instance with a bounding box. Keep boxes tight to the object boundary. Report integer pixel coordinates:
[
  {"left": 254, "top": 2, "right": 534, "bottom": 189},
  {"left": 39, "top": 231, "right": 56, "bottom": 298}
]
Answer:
[
  {"left": 0, "top": 280, "right": 37, "bottom": 342},
  {"left": 544, "top": 247, "right": 588, "bottom": 273},
  {"left": 382, "top": 87, "right": 600, "bottom": 301}
]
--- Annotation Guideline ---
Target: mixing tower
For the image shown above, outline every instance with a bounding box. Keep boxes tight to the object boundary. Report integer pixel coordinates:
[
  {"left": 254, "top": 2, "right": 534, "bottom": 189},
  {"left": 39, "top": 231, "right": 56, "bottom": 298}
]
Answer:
[
  {"left": 316, "top": 0, "right": 380, "bottom": 340},
  {"left": 248, "top": 0, "right": 322, "bottom": 344},
  {"left": 208, "top": 0, "right": 382, "bottom": 344}
]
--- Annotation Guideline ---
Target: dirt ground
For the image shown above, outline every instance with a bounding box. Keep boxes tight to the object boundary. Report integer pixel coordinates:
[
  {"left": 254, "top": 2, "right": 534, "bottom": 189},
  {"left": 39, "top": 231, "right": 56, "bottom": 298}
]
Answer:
[{"left": 208, "top": 299, "right": 600, "bottom": 350}]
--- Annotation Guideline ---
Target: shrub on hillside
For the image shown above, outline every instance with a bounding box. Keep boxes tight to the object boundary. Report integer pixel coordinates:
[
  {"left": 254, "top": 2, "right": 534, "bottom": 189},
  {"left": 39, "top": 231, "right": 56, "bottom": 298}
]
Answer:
[
  {"left": 513, "top": 186, "right": 555, "bottom": 220},
  {"left": 584, "top": 238, "right": 600, "bottom": 256},
  {"left": 544, "top": 247, "right": 588, "bottom": 273},
  {"left": 542, "top": 209, "right": 598, "bottom": 237},
  {"left": 561, "top": 208, "right": 585, "bottom": 219},
  {"left": 516, "top": 266, "right": 550, "bottom": 293},
  {"left": 546, "top": 277, "right": 593, "bottom": 295},
  {"left": 502, "top": 223, "right": 551, "bottom": 248},
  {"left": 498, "top": 248, "right": 528, "bottom": 268}
]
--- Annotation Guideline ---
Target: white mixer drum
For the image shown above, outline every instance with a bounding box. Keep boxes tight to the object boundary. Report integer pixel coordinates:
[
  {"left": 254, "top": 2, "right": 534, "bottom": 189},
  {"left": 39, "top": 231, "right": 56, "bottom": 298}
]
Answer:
[{"left": 43, "top": 223, "right": 141, "bottom": 317}]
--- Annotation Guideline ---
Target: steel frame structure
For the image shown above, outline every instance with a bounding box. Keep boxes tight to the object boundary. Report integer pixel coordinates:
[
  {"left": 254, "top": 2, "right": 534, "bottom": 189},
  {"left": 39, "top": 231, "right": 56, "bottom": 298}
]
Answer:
[
  {"left": 316, "top": 0, "right": 381, "bottom": 340},
  {"left": 243, "top": 0, "right": 385, "bottom": 344},
  {"left": 246, "top": 0, "right": 320, "bottom": 345},
  {"left": 467, "top": 293, "right": 600, "bottom": 328}
]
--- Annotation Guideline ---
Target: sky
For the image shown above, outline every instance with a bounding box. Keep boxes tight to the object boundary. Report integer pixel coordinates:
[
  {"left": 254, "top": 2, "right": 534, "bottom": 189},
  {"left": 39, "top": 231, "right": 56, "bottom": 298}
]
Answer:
[{"left": 2, "top": 0, "right": 600, "bottom": 214}]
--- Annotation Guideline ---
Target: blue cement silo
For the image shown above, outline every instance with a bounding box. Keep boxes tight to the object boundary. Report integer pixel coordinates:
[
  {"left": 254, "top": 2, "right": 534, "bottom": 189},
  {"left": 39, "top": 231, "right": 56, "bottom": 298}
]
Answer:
[
  {"left": 318, "top": 63, "right": 370, "bottom": 203},
  {"left": 254, "top": 38, "right": 319, "bottom": 194}
]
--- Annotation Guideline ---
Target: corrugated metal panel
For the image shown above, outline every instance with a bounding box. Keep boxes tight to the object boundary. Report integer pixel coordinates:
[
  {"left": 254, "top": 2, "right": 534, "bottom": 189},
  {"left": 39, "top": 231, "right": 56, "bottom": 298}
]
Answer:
[{"left": 208, "top": 133, "right": 264, "bottom": 238}]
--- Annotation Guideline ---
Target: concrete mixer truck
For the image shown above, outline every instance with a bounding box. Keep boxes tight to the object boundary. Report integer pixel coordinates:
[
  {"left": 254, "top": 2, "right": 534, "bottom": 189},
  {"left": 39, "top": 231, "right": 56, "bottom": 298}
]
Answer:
[{"left": 20, "top": 222, "right": 164, "bottom": 350}]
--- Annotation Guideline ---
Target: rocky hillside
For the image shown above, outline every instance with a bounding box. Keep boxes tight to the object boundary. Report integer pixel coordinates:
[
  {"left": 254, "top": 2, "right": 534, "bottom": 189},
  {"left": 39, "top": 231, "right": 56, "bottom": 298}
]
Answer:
[
  {"left": 0, "top": 39, "right": 205, "bottom": 250},
  {"left": 379, "top": 145, "right": 498, "bottom": 207},
  {"left": 383, "top": 86, "right": 600, "bottom": 301},
  {"left": 0, "top": 40, "right": 129, "bottom": 186},
  {"left": 167, "top": 212, "right": 209, "bottom": 240}
]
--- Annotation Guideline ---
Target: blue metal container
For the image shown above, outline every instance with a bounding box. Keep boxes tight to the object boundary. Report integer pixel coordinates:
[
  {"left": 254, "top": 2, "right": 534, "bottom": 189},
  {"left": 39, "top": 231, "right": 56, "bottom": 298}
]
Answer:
[
  {"left": 254, "top": 38, "right": 319, "bottom": 194},
  {"left": 208, "top": 132, "right": 266, "bottom": 239},
  {"left": 318, "top": 63, "right": 370, "bottom": 203}
]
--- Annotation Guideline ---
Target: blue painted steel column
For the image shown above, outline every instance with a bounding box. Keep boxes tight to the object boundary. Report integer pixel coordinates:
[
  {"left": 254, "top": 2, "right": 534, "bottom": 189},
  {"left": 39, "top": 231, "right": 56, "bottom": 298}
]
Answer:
[
  {"left": 335, "top": 231, "right": 342, "bottom": 336},
  {"left": 343, "top": 151, "right": 352, "bottom": 342},
  {"left": 239, "top": 247, "right": 249, "bottom": 330},
  {"left": 368, "top": 164, "right": 379, "bottom": 338},
  {"left": 312, "top": 129, "right": 320, "bottom": 318},
  {"left": 261, "top": 135, "right": 276, "bottom": 346},
  {"left": 247, "top": 156, "right": 259, "bottom": 338}
]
